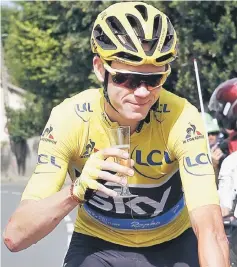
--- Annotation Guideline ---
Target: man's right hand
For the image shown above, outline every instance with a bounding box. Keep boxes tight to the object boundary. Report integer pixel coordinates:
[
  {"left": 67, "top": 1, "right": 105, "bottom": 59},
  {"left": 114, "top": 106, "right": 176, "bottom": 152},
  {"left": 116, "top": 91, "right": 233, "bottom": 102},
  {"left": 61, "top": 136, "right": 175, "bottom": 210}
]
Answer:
[
  {"left": 211, "top": 145, "right": 224, "bottom": 168},
  {"left": 72, "top": 148, "right": 134, "bottom": 202}
]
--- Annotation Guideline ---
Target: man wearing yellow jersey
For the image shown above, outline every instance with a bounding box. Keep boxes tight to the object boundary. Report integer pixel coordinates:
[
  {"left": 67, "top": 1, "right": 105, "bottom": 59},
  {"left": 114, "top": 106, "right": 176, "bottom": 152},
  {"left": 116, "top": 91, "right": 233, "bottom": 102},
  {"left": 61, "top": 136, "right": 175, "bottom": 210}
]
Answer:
[{"left": 3, "top": 2, "right": 229, "bottom": 267}]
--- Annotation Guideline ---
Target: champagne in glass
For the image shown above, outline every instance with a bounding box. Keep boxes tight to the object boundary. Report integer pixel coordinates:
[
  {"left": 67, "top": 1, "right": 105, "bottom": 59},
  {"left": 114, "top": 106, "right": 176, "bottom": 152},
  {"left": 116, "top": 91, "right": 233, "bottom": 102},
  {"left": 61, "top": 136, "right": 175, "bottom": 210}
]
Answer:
[{"left": 109, "top": 126, "right": 137, "bottom": 198}]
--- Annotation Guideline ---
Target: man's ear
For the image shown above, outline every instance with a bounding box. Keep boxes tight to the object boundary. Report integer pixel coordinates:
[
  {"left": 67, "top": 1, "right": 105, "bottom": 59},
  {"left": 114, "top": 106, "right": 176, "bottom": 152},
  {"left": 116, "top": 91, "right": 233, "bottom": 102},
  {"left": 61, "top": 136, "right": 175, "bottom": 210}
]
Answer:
[{"left": 93, "top": 56, "right": 105, "bottom": 83}]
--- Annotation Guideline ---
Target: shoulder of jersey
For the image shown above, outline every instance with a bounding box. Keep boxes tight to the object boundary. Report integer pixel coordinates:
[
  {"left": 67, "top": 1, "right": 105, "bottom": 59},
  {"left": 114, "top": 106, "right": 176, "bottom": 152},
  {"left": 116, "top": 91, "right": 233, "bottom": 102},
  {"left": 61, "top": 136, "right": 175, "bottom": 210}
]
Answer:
[
  {"left": 155, "top": 89, "right": 188, "bottom": 124},
  {"left": 53, "top": 89, "right": 101, "bottom": 123}
]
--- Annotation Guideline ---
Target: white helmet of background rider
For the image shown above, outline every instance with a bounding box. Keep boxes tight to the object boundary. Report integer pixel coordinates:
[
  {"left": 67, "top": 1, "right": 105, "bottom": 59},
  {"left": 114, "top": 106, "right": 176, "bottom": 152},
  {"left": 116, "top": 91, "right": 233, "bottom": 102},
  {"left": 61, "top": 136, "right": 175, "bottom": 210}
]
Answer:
[{"left": 203, "top": 112, "right": 220, "bottom": 134}]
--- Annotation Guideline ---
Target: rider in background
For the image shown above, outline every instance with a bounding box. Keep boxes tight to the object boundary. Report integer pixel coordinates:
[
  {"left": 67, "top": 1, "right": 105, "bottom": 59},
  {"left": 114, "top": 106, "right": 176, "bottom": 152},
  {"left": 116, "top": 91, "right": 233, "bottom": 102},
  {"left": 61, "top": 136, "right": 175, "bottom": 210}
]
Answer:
[
  {"left": 203, "top": 112, "right": 224, "bottom": 180},
  {"left": 218, "top": 151, "right": 237, "bottom": 218},
  {"left": 204, "top": 112, "right": 221, "bottom": 148},
  {"left": 209, "top": 78, "right": 237, "bottom": 217},
  {"left": 209, "top": 78, "right": 237, "bottom": 154}
]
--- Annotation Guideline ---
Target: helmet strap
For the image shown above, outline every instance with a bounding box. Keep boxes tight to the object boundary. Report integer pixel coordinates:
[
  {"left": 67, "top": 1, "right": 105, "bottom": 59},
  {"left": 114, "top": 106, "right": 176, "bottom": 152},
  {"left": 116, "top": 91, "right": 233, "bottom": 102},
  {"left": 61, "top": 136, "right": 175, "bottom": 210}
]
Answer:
[{"left": 103, "top": 69, "right": 119, "bottom": 113}]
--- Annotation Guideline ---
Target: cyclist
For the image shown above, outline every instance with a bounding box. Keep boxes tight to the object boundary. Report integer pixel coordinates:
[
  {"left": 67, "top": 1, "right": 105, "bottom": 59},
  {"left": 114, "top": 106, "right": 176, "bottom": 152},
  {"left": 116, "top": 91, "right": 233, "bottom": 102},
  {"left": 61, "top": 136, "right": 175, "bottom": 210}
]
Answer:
[
  {"left": 3, "top": 2, "right": 229, "bottom": 267},
  {"left": 209, "top": 79, "right": 237, "bottom": 265},
  {"left": 209, "top": 78, "right": 237, "bottom": 154},
  {"left": 209, "top": 78, "right": 237, "bottom": 217},
  {"left": 203, "top": 112, "right": 221, "bottom": 148},
  {"left": 218, "top": 151, "right": 237, "bottom": 217},
  {"left": 203, "top": 112, "right": 224, "bottom": 179}
]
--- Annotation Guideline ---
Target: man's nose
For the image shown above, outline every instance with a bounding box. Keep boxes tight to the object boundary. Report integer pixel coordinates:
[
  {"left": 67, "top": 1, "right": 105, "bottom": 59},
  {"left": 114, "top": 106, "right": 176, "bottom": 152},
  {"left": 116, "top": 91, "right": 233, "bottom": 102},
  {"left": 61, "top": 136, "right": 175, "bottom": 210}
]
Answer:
[{"left": 133, "top": 83, "right": 150, "bottom": 98}]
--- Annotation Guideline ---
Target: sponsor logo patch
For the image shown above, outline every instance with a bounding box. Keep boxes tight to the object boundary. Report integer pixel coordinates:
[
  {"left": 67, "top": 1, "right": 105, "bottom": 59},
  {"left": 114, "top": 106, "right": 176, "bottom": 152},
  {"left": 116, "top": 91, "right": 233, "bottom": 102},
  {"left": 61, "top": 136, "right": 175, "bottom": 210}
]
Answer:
[
  {"left": 156, "top": 103, "right": 170, "bottom": 113},
  {"left": 76, "top": 103, "right": 93, "bottom": 113},
  {"left": 185, "top": 153, "right": 212, "bottom": 168},
  {"left": 75, "top": 103, "right": 93, "bottom": 122},
  {"left": 183, "top": 123, "right": 204, "bottom": 144},
  {"left": 183, "top": 152, "right": 213, "bottom": 176},
  {"left": 37, "top": 154, "right": 61, "bottom": 168},
  {"left": 41, "top": 125, "right": 57, "bottom": 144},
  {"left": 131, "top": 146, "right": 174, "bottom": 179},
  {"left": 84, "top": 171, "right": 184, "bottom": 230},
  {"left": 81, "top": 139, "right": 98, "bottom": 158}
]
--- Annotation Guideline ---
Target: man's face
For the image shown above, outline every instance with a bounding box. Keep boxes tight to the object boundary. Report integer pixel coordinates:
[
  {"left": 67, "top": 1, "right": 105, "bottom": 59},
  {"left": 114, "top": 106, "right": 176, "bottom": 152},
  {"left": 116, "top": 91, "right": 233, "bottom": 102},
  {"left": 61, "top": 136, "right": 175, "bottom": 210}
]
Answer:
[
  {"left": 106, "top": 61, "right": 167, "bottom": 121},
  {"left": 208, "top": 132, "right": 219, "bottom": 146}
]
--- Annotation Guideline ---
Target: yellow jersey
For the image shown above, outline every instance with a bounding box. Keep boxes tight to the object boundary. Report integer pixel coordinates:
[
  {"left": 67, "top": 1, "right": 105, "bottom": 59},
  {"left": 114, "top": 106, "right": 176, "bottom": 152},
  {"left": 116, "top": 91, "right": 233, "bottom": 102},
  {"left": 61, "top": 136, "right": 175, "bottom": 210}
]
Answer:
[{"left": 21, "top": 88, "right": 219, "bottom": 247}]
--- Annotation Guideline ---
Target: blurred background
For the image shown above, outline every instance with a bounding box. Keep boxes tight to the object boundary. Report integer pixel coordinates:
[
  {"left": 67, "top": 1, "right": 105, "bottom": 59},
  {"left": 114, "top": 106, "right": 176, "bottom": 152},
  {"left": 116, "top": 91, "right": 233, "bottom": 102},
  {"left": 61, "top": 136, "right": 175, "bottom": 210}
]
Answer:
[{"left": 1, "top": 1, "right": 237, "bottom": 266}]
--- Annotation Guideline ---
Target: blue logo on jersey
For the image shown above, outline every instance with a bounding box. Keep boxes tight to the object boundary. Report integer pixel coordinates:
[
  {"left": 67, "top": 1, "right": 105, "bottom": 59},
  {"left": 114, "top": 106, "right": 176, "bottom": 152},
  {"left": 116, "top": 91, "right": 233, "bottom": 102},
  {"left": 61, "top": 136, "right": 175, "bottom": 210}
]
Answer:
[
  {"left": 157, "top": 103, "right": 170, "bottom": 113},
  {"left": 131, "top": 146, "right": 174, "bottom": 179},
  {"left": 183, "top": 153, "right": 213, "bottom": 176},
  {"left": 136, "top": 150, "right": 174, "bottom": 166},
  {"left": 76, "top": 103, "right": 93, "bottom": 113},
  {"left": 185, "top": 153, "right": 211, "bottom": 168},
  {"left": 84, "top": 197, "right": 184, "bottom": 230},
  {"left": 38, "top": 154, "right": 61, "bottom": 168}
]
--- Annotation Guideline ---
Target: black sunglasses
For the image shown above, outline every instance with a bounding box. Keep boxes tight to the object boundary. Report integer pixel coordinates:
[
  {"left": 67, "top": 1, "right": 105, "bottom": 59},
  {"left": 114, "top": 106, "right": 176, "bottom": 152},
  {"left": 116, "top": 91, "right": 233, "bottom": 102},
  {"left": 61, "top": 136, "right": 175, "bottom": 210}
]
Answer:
[
  {"left": 103, "top": 61, "right": 171, "bottom": 90},
  {"left": 111, "top": 72, "right": 166, "bottom": 90},
  {"left": 208, "top": 131, "right": 219, "bottom": 136}
]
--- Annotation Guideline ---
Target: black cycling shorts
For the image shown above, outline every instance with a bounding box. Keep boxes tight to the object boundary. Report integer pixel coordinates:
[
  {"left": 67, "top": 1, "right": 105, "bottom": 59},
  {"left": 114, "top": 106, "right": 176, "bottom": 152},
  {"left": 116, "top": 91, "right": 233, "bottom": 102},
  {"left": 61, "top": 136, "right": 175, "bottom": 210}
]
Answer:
[{"left": 63, "top": 228, "right": 199, "bottom": 267}]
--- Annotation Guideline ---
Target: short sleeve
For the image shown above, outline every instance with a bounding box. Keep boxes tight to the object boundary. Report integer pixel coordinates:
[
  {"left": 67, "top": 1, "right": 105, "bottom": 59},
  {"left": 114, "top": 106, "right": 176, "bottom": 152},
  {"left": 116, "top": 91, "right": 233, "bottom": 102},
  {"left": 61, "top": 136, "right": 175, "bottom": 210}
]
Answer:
[
  {"left": 21, "top": 103, "right": 82, "bottom": 200},
  {"left": 168, "top": 101, "right": 219, "bottom": 211}
]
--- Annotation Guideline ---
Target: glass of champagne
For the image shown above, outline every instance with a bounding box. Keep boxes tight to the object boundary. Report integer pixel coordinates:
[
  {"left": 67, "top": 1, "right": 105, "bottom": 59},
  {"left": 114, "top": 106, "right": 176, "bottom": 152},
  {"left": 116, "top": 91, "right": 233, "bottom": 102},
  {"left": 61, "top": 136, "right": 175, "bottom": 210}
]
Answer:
[{"left": 109, "top": 126, "right": 138, "bottom": 198}]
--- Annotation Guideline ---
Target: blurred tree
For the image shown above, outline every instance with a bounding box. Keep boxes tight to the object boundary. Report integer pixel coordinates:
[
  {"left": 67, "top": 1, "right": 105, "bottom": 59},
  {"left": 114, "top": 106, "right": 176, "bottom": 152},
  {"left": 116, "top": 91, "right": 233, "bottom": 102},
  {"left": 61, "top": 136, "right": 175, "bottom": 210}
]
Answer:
[
  {"left": 6, "top": 94, "right": 45, "bottom": 143},
  {"left": 1, "top": 5, "right": 18, "bottom": 40},
  {"left": 162, "top": 1, "right": 237, "bottom": 106},
  {"left": 3, "top": 1, "right": 237, "bottom": 140},
  {"left": 4, "top": 1, "right": 112, "bottom": 121}
]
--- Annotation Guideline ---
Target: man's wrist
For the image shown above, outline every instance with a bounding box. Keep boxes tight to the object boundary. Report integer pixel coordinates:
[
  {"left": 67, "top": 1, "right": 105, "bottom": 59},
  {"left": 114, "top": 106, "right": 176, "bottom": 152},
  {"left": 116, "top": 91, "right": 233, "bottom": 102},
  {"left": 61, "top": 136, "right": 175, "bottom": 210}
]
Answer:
[{"left": 70, "top": 183, "right": 84, "bottom": 205}]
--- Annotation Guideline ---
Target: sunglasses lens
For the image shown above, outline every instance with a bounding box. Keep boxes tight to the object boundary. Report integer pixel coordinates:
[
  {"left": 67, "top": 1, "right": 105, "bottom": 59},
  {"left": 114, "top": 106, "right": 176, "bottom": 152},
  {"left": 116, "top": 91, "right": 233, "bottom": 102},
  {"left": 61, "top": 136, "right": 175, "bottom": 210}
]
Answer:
[
  {"left": 112, "top": 73, "right": 129, "bottom": 84},
  {"left": 112, "top": 73, "right": 139, "bottom": 89},
  {"left": 127, "top": 76, "right": 140, "bottom": 89},
  {"left": 145, "top": 75, "right": 163, "bottom": 87},
  {"left": 208, "top": 132, "right": 219, "bottom": 136},
  {"left": 111, "top": 72, "right": 166, "bottom": 89}
]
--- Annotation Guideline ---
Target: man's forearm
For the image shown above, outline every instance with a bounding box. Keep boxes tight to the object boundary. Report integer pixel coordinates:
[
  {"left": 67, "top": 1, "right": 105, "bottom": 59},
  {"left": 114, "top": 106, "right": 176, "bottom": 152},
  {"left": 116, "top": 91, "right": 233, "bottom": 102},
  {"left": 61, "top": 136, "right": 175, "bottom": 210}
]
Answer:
[
  {"left": 3, "top": 185, "right": 78, "bottom": 252},
  {"left": 190, "top": 205, "right": 230, "bottom": 267},
  {"left": 198, "top": 231, "right": 230, "bottom": 267}
]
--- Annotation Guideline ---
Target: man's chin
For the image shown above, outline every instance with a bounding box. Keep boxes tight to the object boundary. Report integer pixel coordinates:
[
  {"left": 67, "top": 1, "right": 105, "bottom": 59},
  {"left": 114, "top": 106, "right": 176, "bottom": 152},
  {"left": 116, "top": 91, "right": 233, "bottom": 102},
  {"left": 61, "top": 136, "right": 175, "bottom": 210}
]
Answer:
[{"left": 121, "top": 110, "right": 148, "bottom": 121}]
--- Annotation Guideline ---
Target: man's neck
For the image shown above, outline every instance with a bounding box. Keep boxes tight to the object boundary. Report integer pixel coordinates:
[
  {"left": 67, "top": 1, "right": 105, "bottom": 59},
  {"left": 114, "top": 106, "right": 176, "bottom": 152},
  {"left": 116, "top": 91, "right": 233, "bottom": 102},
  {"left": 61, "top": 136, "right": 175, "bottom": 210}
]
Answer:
[{"left": 104, "top": 101, "right": 139, "bottom": 134}]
